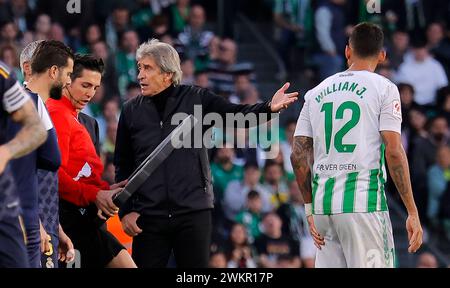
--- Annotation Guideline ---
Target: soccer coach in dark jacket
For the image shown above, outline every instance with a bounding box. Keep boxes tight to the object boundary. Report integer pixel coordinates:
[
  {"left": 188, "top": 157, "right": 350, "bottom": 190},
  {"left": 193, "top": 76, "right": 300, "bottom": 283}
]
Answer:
[{"left": 114, "top": 39, "right": 298, "bottom": 268}]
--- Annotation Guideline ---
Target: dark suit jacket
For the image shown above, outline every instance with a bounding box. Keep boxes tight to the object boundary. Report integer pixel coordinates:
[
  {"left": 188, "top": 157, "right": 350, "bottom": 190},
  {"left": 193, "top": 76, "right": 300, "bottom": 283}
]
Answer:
[{"left": 78, "top": 112, "right": 101, "bottom": 156}]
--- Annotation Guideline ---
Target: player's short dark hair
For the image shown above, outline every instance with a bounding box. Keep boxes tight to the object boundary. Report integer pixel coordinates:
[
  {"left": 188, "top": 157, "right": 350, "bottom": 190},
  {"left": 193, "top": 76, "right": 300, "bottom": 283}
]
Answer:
[
  {"left": 71, "top": 53, "right": 104, "bottom": 81},
  {"left": 349, "top": 22, "right": 384, "bottom": 58},
  {"left": 31, "top": 40, "right": 74, "bottom": 74}
]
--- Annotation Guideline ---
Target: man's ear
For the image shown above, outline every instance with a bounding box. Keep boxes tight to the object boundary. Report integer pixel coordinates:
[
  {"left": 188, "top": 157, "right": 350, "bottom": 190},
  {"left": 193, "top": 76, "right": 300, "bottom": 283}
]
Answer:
[
  {"left": 165, "top": 72, "right": 173, "bottom": 83},
  {"left": 22, "top": 62, "right": 31, "bottom": 78},
  {"left": 345, "top": 45, "right": 351, "bottom": 61},
  {"left": 378, "top": 50, "right": 387, "bottom": 64},
  {"left": 48, "top": 65, "right": 58, "bottom": 80}
]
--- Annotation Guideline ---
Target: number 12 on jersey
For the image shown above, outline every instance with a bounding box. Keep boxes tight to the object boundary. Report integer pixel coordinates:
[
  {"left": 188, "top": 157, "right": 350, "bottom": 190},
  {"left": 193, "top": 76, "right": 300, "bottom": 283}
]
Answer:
[{"left": 320, "top": 101, "right": 361, "bottom": 154}]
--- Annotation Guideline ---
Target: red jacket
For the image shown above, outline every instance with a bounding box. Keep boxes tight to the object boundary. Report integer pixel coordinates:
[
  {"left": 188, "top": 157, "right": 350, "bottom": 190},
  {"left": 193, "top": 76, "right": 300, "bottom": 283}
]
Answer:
[{"left": 47, "top": 96, "right": 109, "bottom": 206}]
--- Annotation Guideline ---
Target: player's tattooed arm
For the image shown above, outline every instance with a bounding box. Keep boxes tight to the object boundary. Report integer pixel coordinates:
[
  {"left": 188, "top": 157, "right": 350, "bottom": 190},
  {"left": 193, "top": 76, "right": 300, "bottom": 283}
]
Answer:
[
  {"left": 291, "top": 136, "right": 314, "bottom": 203},
  {"left": 382, "top": 131, "right": 423, "bottom": 253},
  {"left": 5, "top": 99, "right": 47, "bottom": 159},
  {"left": 381, "top": 131, "right": 418, "bottom": 215}
]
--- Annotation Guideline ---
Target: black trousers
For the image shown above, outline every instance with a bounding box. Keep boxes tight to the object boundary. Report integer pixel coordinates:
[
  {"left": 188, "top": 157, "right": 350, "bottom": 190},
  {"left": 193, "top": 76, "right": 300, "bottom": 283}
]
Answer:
[{"left": 132, "top": 209, "right": 212, "bottom": 268}]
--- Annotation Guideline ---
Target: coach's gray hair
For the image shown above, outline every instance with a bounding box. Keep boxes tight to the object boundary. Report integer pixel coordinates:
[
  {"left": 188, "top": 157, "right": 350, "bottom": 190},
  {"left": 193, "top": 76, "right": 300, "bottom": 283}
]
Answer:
[
  {"left": 20, "top": 40, "right": 44, "bottom": 74},
  {"left": 136, "top": 39, "right": 182, "bottom": 86}
]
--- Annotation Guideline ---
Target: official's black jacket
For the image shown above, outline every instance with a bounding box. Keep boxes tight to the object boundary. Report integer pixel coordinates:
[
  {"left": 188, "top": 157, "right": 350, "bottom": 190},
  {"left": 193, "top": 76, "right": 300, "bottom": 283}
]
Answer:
[{"left": 114, "top": 85, "right": 273, "bottom": 217}]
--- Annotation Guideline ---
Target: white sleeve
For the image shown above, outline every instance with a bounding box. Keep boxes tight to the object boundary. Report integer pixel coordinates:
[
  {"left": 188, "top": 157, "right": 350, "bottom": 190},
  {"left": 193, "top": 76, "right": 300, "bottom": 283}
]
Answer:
[
  {"left": 435, "top": 62, "right": 449, "bottom": 88},
  {"left": 294, "top": 92, "right": 313, "bottom": 138},
  {"left": 37, "top": 96, "right": 53, "bottom": 131},
  {"left": 379, "top": 82, "right": 402, "bottom": 134},
  {"left": 3, "top": 81, "right": 30, "bottom": 113}
]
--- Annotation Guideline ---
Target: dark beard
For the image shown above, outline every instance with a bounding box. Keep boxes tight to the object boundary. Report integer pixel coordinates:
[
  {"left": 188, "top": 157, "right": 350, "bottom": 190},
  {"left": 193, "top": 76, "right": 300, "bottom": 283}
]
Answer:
[{"left": 49, "top": 84, "right": 63, "bottom": 100}]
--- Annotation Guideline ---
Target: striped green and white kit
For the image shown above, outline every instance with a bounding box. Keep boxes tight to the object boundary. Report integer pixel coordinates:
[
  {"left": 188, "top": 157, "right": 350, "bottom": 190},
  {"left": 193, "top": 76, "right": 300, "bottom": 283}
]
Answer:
[{"left": 295, "top": 70, "right": 402, "bottom": 215}]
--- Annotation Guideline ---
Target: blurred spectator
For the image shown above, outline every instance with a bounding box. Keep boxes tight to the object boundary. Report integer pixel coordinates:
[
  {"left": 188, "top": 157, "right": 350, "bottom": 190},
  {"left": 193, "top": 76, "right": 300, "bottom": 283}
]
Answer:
[
  {"left": 166, "top": 0, "right": 191, "bottom": 37},
  {"left": 403, "top": 107, "right": 428, "bottom": 158},
  {"left": 97, "top": 98, "right": 120, "bottom": 144},
  {"left": 9, "top": 0, "right": 32, "bottom": 34},
  {"left": 135, "top": 13, "right": 169, "bottom": 43},
  {"left": 102, "top": 153, "right": 116, "bottom": 185},
  {"left": 208, "top": 36, "right": 221, "bottom": 62},
  {"left": 426, "top": 22, "right": 445, "bottom": 50},
  {"left": 312, "top": 0, "right": 347, "bottom": 81},
  {"left": 0, "top": 43, "right": 22, "bottom": 82},
  {"left": 279, "top": 118, "right": 296, "bottom": 178},
  {"left": 91, "top": 40, "right": 120, "bottom": 98},
  {"left": 131, "top": 0, "right": 155, "bottom": 31},
  {"left": 255, "top": 212, "right": 301, "bottom": 268},
  {"left": 152, "top": 15, "right": 171, "bottom": 39},
  {"left": 427, "top": 145, "right": 450, "bottom": 225},
  {"left": 277, "top": 181, "right": 315, "bottom": 268},
  {"left": 208, "top": 38, "right": 256, "bottom": 97},
  {"left": 395, "top": 38, "right": 448, "bottom": 105},
  {"left": 101, "top": 120, "right": 118, "bottom": 156},
  {"left": 116, "top": 29, "right": 139, "bottom": 98},
  {"left": 223, "top": 162, "right": 272, "bottom": 222},
  {"left": 211, "top": 147, "right": 244, "bottom": 202},
  {"left": 147, "top": 0, "right": 176, "bottom": 16},
  {"left": 49, "top": 22, "right": 66, "bottom": 43},
  {"left": 386, "top": 30, "right": 409, "bottom": 71},
  {"left": 105, "top": 3, "right": 131, "bottom": 52},
  {"left": 241, "top": 85, "right": 262, "bottom": 105},
  {"left": 262, "top": 161, "right": 289, "bottom": 209},
  {"left": 229, "top": 72, "right": 253, "bottom": 104},
  {"left": 177, "top": 5, "right": 214, "bottom": 71},
  {"left": 224, "top": 223, "right": 257, "bottom": 268},
  {"left": 427, "top": 23, "right": 450, "bottom": 78},
  {"left": 410, "top": 115, "right": 450, "bottom": 220},
  {"left": 385, "top": 0, "right": 435, "bottom": 35},
  {"left": 34, "top": 14, "right": 51, "bottom": 41},
  {"left": 273, "top": 0, "right": 313, "bottom": 75},
  {"left": 159, "top": 32, "right": 174, "bottom": 45},
  {"left": 180, "top": 57, "right": 194, "bottom": 85},
  {"left": 78, "top": 24, "right": 103, "bottom": 54},
  {"left": 0, "top": 21, "right": 20, "bottom": 46},
  {"left": 125, "top": 82, "right": 141, "bottom": 101},
  {"left": 416, "top": 252, "right": 439, "bottom": 268},
  {"left": 398, "top": 83, "right": 419, "bottom": 130},
  {"left": 194, "top": 70, "right": 210, "bottom": 88},
  {"left": 235, "top": 190, "right": 264, "bottom": 243},
  {"left": 436, "top": 86, "right": 450, "bottom": 125},
  {"left": 208, "top": 251, "right": 227, "bottom": 268},
  {"left": 375, "top": 63, "right": 395, "bottom": 81}
]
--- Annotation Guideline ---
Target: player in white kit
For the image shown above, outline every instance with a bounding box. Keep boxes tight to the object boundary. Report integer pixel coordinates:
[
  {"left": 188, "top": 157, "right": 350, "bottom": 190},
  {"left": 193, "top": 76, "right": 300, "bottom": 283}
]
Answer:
[{"left": 290, "top": 23, "right": 423, "bottom": 268}]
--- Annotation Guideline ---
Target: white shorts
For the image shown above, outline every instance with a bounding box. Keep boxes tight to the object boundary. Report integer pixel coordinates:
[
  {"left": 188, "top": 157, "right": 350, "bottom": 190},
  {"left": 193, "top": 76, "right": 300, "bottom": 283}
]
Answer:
[{"left": 313, "top": 211, "right": 395, "bottom": 268}]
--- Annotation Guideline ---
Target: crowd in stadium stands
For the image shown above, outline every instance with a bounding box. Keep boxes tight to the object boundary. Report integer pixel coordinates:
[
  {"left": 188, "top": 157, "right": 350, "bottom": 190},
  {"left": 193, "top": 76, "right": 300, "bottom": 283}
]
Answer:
[{"left": 1, "top": 0, "right": 450, "bottom": 267}]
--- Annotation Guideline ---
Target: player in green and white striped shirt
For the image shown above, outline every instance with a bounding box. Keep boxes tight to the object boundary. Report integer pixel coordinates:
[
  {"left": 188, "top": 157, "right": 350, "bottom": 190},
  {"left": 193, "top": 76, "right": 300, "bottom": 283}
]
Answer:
[{"left": 291, "top": 23, "right": 423, "bottom": 268}]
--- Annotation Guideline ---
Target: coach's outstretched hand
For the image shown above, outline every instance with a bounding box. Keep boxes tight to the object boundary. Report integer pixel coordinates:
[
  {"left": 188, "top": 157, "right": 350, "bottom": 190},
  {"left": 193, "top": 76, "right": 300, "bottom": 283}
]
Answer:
[{"left": 269, "top": 82, "right": 299, "bottom": 112}]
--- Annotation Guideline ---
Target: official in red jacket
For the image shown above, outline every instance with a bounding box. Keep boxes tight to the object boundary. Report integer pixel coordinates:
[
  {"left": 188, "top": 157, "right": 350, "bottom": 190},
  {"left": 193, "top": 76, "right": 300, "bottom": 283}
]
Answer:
[{"left": 47, "top": 54, "right": 135, "bottom": 268}]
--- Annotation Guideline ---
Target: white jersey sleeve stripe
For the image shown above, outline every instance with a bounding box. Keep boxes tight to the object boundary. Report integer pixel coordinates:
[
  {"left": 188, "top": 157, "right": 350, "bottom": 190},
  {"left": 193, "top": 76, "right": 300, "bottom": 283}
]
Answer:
[{"left": 3, "top": 81, "right": 30, "bottom": 113}]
